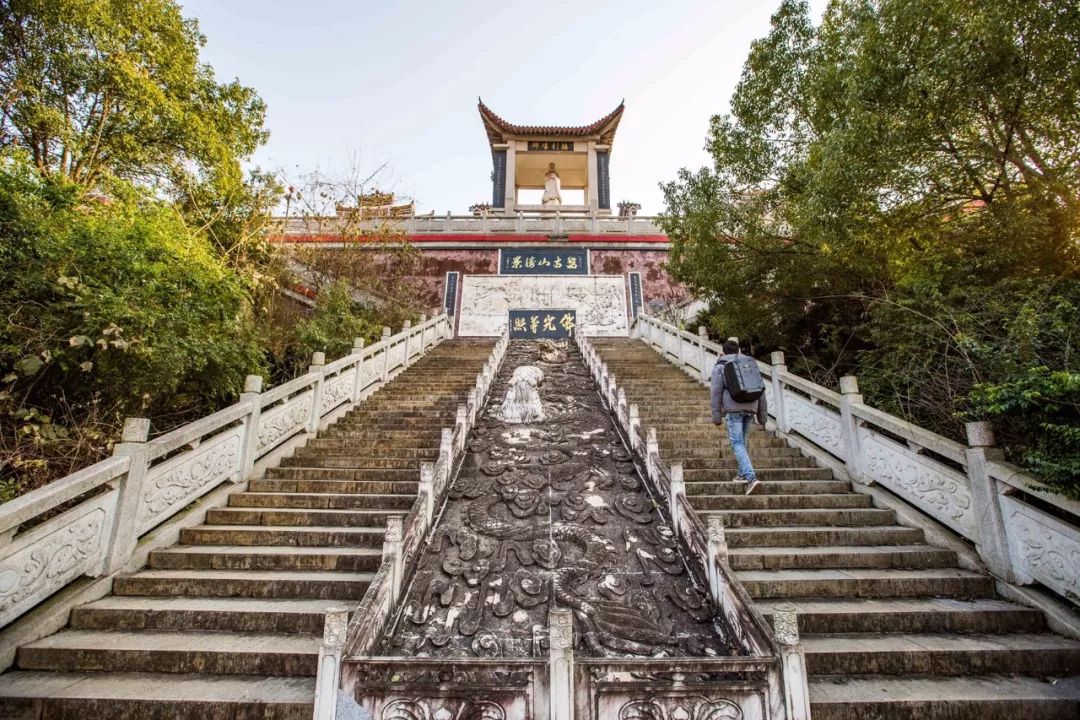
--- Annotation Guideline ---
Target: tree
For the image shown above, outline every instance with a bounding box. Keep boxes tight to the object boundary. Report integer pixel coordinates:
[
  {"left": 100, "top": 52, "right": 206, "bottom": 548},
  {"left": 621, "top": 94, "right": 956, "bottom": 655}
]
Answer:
[
  {"left": 661, "top": 0, "right": 1080, "bottom": 491},
  {"left": 0, "top": 0, "right": 267, "bottom": 193}
]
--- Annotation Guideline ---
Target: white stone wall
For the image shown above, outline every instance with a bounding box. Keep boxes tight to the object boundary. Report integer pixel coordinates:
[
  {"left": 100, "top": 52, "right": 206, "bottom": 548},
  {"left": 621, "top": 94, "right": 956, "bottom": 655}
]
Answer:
[{"left": 458, "top": 275, "right": 628, "bottom": 337}]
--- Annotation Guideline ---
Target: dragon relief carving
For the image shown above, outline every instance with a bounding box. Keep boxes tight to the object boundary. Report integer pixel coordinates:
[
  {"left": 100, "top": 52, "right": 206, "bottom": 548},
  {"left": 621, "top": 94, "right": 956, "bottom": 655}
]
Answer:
[{"left": 382, "top": 342, "right": 737, "bottom": 660}]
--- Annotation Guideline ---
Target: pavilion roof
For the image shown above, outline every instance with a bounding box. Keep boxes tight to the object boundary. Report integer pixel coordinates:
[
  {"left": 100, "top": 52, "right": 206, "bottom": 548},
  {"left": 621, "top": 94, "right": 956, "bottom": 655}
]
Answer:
[{"left": 478, "top": 99, "right": 625, "bottom": 146}]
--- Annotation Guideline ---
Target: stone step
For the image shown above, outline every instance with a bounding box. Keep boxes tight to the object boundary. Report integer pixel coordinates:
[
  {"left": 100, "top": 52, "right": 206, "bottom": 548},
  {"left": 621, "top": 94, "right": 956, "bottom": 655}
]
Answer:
[
  {"left": 687, "top": 480, "right": 852, "bottom": 496},
  {"left": 672, "top": 446, "right": 806, "bottom": 459},
  {"left": 802, "top": 632, "right": 1080, "bottom": 677},
  {"left": 148, "top": 545, "right": 383, "bottom": 572},
  {"left": 16, "top": 630, "right": 320, "bottom": 676},
  {"left": 709, "top": 507, "right": 897, "bottom": 528},
  {"left": 679, "top": 456, "right": 821, "bottom": 469},
  {"left": 179, "top": 525, "right": 385, "bottom": 548},
  {"left": 0, "top": 671, "right": 315, "bottom": 719},
  {"left": 264, "top": 467, "right": 417, "bottom": 481},
  {"left": 279, "top": 455, "right": 420, "bottom": 470},
  {"left": 70, "top": 596, "right": 348, "bottom": 634},
  {"left": 692, "top": 493, "right": 873, "bottom": 511},
  {"left": 737, "top": 568, "right": 995, "bottom": 599},
  {"left": 318, "top": 431, "right": 441, "bottom": 445},
  {"left": 248, "top": 478, "right": 418, "bottom": 495},
  {"left": 755, "top": 598, "right": 1047, "bottom": 635},
  {"left": 808, "top": 674, "right": 1080, "bottom": 720},
  {"left": 685, "top": 468, "right": 835, "bottom": 482},
  {"left": 228, "top": 491, "right": 414, "bottom": 510},
  {"left": 725, "top": 525, "right": 926, "bottom": 548},
  {"left": 728, "top": 544, "right": 956, "bottom": 571},
  {"left": 205, "top": 507, "right": 392, "bottom": 528},
  {"left": 113, "top": 569, "right": 373, "bottom": 600},
  {"left": 296, "top": 443, "right": 438, "bottom": 459}
]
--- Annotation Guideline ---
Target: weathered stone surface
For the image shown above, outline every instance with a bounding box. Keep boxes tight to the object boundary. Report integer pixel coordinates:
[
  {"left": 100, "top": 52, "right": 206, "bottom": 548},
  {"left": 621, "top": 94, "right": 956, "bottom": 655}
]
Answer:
[{"left": 382, "top": 341, "right": 737, "bottom": 659}]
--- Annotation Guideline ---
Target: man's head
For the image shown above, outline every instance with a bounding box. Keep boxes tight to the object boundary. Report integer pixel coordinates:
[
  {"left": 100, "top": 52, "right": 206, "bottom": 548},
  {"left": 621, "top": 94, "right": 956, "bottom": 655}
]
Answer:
[{"left": 722, "top": 339, "right": 740, "bottom": 355}]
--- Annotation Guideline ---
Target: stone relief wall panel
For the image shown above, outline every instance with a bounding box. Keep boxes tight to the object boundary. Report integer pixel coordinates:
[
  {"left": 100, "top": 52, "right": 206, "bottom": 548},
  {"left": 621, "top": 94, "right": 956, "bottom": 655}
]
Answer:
[
  {"left": 0, "top": 490, "right": 117, "bottom": 626},
  {"left": 458, "top": 276, "right": 628, "bottom": 337},
  {"left": 257, "top": 391, "right": 313, "bottom": 455},
  {"left": 139, "top": 426, "right": 244, "bottom": 533},
  {"left": 783, "top": 392, "right": 847, "bottom": 459},
  {"left": 1001, "top": 495, "right": 1080, "bottom": 600},
  {"left": 858, "top": 428, "right": 975, "bottom": 537}
]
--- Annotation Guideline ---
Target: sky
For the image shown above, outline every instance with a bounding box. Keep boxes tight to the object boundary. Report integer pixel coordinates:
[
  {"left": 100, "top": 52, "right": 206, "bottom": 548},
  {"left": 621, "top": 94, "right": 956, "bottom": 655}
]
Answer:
[{"left": 181, "top": 0, "right": 827, "bottom": 216}]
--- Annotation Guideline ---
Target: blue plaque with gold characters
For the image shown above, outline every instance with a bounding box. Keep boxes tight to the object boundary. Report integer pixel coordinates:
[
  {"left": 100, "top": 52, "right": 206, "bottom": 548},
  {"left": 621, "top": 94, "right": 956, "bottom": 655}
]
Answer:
[
  {"left": 500, "top": 248, "right": 588, "bottom": 276},
  {"left": 508, "top": 309, "right": 576, "bottom": 339}
]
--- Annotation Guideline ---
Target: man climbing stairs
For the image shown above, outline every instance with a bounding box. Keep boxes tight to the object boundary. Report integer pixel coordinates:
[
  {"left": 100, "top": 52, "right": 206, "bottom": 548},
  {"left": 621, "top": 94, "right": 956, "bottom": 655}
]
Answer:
[
  {"left": 0, "top": 340, "right": 493, "bottom": 719},
  {"left": 592, "top": 337, "right": 1080, "bottom": 720}
]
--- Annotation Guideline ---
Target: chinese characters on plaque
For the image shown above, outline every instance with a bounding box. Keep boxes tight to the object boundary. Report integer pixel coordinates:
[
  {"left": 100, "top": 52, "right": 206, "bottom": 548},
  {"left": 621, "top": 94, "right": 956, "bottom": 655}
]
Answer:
[
  {"left": 508, "top": 309, "right": 576, "bottom": 339},
  {"left": 526, "top": 141, "right": 575, "bottom": 152},
  {"left": 499, "top": 248, "right": 589, "bottom": 275}
]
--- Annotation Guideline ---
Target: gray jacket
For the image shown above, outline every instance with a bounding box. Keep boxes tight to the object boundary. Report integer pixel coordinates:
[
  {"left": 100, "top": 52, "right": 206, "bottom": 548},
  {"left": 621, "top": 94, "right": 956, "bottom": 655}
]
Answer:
[{"left": 710, "top": 354, "right": 768, "bottom": 425}]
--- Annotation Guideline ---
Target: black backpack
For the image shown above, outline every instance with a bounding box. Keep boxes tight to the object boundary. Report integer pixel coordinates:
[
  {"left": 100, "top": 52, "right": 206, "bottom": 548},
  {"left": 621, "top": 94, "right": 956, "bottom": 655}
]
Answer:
[{"left": 722, "top": 354, "right": 766, "bottom": 403}]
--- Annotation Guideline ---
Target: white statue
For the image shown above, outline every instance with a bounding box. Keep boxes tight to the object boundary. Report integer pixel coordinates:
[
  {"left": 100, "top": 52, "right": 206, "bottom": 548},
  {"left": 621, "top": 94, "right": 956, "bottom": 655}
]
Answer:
[
  {"left": 499, "top": 366, "right": 545, "bottom": 423},
  {"left": 541, "top": 162, "right": 562, "bottom": 206}
]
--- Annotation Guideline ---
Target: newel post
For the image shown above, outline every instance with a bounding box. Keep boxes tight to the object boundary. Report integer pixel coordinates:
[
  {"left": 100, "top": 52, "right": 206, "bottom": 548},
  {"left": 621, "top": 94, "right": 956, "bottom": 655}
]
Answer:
[
  {"left": 628, "top": 405, "right": 641, "bottom": 452},
  {"left": 350, "top": 338, "right": 366, "bottom": 402},
  {"left": 770, "top": 352, "right": 789, "bottom": 434},
  {"left": 774, "top": 604, "right": 812, "bottom": 720},
  {"left": 419, "top": 463, "right": 435, "bottom": 525},
  {"left": 965, "top": 422, "right": 1016, "bottom": 582},
  {"left": 838, "top": 376, "right": 865, "bottom": 482},
  {"left": 384, "top": 515, "right": 405, "bottom": 605},
  {"left": 380, "top": 327, "right": 392, "bottom": 382},
  {"left": 401, "top": 320, "right": 413, "bottom": 367},
  {"left": 549, "top": 609, "right": 575, "bottom": 720},
  {"left": 307, "top": 352, "right": 326, "bottom": 434},
  {"left": 646, "top": 427, "right": 659, "bottom": 481},
  {"left": 238, "top": 374, "right": 264, "bottom": 480},
  {"left": 697, "top": 326, "right": 710, "bottom": 383},
  {"left": 105, "top": 418, "right": 152, "bottom": 573},
  {"left": 670, "top": 463, "right": 685, "bottom": 536},
  {"left": 312, "top": 607, "right": 348, "bottom": 720},
  {"left": 706, "top": 517, "right": 728, "bottom": 605}
]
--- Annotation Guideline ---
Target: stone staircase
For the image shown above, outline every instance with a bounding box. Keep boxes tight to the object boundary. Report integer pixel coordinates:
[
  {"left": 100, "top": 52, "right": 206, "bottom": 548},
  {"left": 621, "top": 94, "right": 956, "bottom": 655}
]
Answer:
[
  {"left": 592, "top": 338, "right": 1080, "bottom": 720},
  {"left": 0, "top": 339, "right": 493, "bottom": 719}
]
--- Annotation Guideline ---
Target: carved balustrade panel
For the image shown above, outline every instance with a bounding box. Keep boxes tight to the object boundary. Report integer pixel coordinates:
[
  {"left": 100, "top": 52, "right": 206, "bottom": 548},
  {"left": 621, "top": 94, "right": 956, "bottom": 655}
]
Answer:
[
  {"left": 0, "top": 489, "right": 117, "bottom": 626},
  {"left": 782, "top": 392, "right": 847, "bottom": 459},
  {"left": 1000, "top": 496, "right": 1080, "bottom": 601},
  {"left": 138, "top": 426, "right": 244, "bottom": 533},
  {"left": 680, "top": 337, "right": 700, "bottom": 372},
  {"left": 858, "top": 428, "right": 975, "bottom": 537},
  {"left": 256, "top": 390, "right": 314, "bottom": 456},
  {"left": 387, "top": 342, "right": 408, "bottom": 374},
  {"left": 359, "top": 351, "right": 386, "bottom": 393},
  {"left": 321, "top": 369, "right": 356, "bottom": 415}
]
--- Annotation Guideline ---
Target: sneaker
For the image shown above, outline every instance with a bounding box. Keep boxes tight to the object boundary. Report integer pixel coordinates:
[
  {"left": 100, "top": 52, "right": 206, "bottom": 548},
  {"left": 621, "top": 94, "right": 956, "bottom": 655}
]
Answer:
[
  {"left": 744, "top": 478, "right": 761, "bottom": 495},
  {"left": 733, "top": 475, "right": 748, "bottom": 484}
]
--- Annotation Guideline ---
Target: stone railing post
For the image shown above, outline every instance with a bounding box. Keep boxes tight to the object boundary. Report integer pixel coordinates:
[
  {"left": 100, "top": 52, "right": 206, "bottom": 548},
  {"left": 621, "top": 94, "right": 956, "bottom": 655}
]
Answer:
[
  {"left": 104, "top": 418, "right": 151, "bottom": 572},
  {"left": 454, "top": 405, "right": 468, "bottom": 453},
  {"left": 307, "top": 351, "right": 326, "bottom": 434},
  {"left": 238, "top": 374, "right": 264, "bottom": 480},
  {"left": 773, "top": 604, "right": 812, "bottom": 720},
  {"left": 965, "top": 422, "right": 1016, "bottom": 582},
  {"left": 838, "top": 375, "right": 864, "bottom": 482},
  {"left": 312, "top": 607, "right": 348, "bottom": 720},
  {"left": 401, "top": 320, "right": 413, "bottom": 367},
  {"left": 350, "top": 338, "right": 366, "bottom": 402},
  {"left": 770, "top": 352, "right": 789, "bottom": 434},
  {"left": 383, "top": 515, "right": 404, "bottom": 605},
  {"left": 380, "top": 327, "right": 392, "bottom": 381},
  {"left": 697, "top": 326, "right": 710, "bottom": 383},
  {"left": 549, "top": 608, "right": 575, "bottom": 720},
  {"left": 670, "top": 463, "right": 685, "bottom": 535},
  {"left": 646, "top": 428, "right": 659, "bottom": 479},
  {"left": 616, "top": 388, "right": 627, "bottom": 427},
  {"left": 628, "top": 405, "right": 641, "bottom": 451},
  {"left": 707, "top": 517, "right": 728, "bottom": 605},
  {"left": 419, "top": 463, "right": 435, "bottom": 525},
  {"left": 516, "top": 210, "right": 525, "bottom": 233}
]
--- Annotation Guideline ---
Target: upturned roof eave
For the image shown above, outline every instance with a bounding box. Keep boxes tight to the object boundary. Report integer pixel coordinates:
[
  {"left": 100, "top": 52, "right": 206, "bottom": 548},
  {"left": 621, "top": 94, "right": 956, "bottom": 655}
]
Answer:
[{"left": 478, "top": 98, "right": 625, "bottom": 146}]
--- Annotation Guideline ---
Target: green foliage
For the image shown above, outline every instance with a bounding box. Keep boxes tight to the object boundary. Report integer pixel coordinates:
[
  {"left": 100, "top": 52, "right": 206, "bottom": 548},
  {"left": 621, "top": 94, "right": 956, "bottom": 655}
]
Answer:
[
  {"left": 661, "top": 0, "right": 1080, "bottom": 492},
  {"left": 289, "top": 282, "right": 384, "bottom": 370}
]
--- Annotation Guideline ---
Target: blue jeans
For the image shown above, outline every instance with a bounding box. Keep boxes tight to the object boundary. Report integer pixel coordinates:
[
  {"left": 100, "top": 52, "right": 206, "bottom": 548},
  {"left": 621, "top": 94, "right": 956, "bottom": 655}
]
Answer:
[{"left": 724, "top": 412, "right": 756, "bottom": 481}]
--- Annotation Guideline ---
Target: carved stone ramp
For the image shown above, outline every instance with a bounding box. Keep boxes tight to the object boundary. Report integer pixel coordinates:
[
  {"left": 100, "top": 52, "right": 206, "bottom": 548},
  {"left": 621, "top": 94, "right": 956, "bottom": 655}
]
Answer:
[
  {"left": 349, "top": 340, "right": 782, "bottom": 720},
  {"left": 0, "top": 339, "right": 494, "bottom": 719},
  {"left": 591, "top": 337, "right": 1080, "bottom": 720}
]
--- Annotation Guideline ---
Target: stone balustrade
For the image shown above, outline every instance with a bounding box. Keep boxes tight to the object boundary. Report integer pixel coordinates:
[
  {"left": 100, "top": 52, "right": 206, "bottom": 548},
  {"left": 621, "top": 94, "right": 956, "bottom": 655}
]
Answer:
[
  {"left": 273, "top": 212, "right": 664, "bottom": 238},
  {"left": 634, "top": 311, "right": 1080, "bottom": 609},
  {"left": 0, "top": 313, "right": 454, "bottom": 632}
]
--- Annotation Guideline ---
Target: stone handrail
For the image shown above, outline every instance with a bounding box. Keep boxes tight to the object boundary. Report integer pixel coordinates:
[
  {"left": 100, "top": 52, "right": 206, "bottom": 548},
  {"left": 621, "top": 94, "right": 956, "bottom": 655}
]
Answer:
[
  {"left": 574, "top": 332, "right": 807, "bottom": 720},
  {"left": 315, "top": 330, "right": 511, "bottom": 720},
  {"left": 0, "top": 313, "right": 454, "bottom": 631},
  {"left": 273, "top": 212, "right": 665, "bottom": 238},
  {"left": 634, "top": 311, "right": 1080, "bottom": 607}
]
